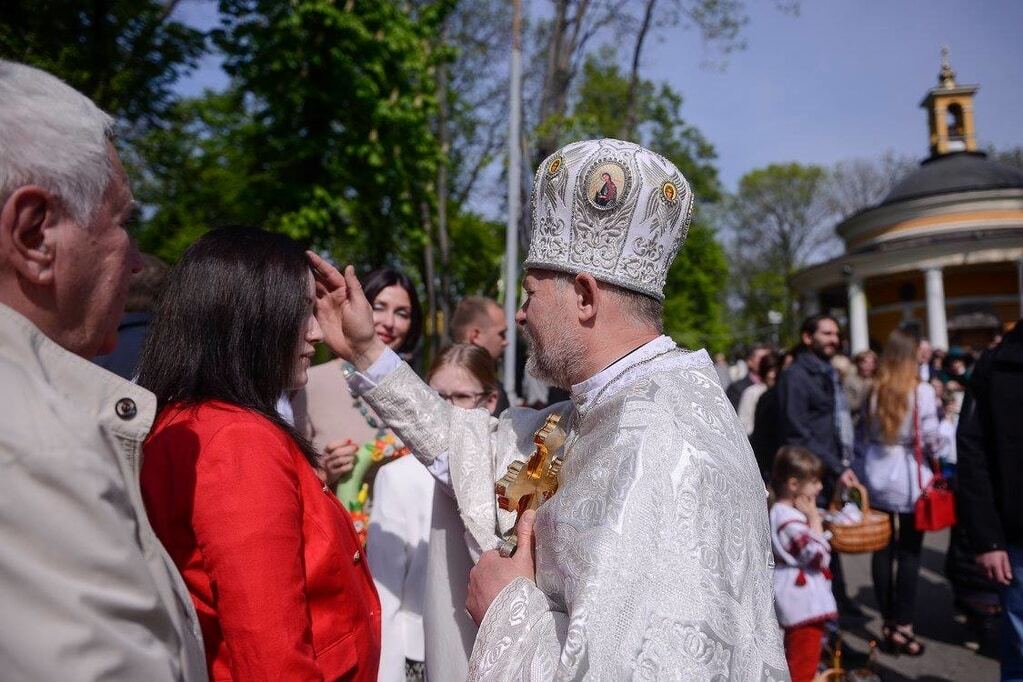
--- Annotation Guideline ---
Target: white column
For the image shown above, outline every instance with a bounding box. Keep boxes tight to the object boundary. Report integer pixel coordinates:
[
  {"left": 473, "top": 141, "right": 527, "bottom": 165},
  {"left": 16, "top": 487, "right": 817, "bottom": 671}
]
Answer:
[
  {"left": 1017, "top": 258, "right": 1023, "bottom": 319},
  {"left": 924, "top": 267, "right": 949, "bottom": 351},
  {"left": 847, "top": 277, "right": 869, "bottom": 354}
]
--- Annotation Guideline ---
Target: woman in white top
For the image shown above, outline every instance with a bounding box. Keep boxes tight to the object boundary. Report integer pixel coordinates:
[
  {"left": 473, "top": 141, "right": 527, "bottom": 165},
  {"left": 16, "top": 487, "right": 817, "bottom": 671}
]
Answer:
[
  {"left": 858, "top": 329, "right": 942, "bottom": 658},
  {"left": 737, "top": 352, "right": 780, "bottom": 435},
  {"left": 367, "top": 344, "right": 499, "bottom": 682}
]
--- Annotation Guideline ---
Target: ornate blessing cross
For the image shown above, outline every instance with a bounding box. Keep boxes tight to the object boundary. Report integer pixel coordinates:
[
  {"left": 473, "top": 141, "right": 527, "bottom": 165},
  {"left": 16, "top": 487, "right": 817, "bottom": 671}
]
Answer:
[{"left": 495, "top": 413, "right": 566, "bottom": 557}]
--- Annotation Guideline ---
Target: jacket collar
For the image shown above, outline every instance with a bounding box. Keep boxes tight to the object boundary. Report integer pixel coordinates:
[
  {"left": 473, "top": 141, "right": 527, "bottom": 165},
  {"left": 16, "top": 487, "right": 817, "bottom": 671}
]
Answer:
[
  {"left": 796, "top": 349, "right": 833, "bottom": 376},
  {"left": 0, "top": 303, "right": 156, "bottom": 443}
]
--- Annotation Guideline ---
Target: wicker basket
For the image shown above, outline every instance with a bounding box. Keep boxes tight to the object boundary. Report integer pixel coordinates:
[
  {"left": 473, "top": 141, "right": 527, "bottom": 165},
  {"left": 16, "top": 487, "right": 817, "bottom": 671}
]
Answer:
[{"left": 826, "top": 483, "right": 891, "bottom": 554}]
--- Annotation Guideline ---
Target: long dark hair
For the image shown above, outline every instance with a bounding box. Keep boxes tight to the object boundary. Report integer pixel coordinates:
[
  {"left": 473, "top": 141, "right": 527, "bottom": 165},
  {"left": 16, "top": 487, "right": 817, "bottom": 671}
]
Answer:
[
  {"left": 362, "top": 266, "right": 423, "bottom": 354},
  {"left": 136, "top": 227, "right": 317, "bottom": 465}
]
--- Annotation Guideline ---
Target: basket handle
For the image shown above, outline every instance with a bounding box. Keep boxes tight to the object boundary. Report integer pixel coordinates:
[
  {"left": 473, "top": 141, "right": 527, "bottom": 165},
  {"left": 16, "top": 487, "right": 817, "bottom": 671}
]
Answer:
[{"left": 831, "top": 480, "right": 872, "bottom": 516}]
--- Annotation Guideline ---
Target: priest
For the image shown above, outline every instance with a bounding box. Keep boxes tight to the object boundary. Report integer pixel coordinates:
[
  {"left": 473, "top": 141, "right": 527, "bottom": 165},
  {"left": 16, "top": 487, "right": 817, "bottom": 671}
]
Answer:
[{"left": 309, "top": 139, "right": 788, "bottom": 680}]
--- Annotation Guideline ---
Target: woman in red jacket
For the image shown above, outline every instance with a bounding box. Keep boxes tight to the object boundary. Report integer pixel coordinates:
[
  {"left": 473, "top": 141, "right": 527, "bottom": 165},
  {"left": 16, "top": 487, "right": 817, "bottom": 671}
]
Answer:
[{"left": 137, "top": 228, "right": 381, "bottom": 681}]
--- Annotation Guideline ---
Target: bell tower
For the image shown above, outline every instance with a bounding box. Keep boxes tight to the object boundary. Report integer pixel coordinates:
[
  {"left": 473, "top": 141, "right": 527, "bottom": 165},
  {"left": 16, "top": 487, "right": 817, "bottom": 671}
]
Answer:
[{"left": 920, "top": 46, "right": 978, "bottom": 157}]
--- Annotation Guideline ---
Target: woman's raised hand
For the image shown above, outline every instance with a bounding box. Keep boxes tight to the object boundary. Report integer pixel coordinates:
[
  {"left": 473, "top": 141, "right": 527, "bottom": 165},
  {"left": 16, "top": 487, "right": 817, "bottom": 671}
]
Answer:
[{"left": 306, "top": 252, "right": 385, "bottom": 369}]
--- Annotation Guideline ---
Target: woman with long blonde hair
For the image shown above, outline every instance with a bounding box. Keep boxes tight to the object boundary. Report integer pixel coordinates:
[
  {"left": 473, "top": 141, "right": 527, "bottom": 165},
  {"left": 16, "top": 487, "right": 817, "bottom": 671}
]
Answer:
[{"left": 858, "top": 329, "right": 942, "bottom": 657}]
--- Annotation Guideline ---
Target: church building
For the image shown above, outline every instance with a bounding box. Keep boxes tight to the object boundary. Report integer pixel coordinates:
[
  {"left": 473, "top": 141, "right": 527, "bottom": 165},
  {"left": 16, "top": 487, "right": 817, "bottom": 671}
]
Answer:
[{"left": 791, "top": 51, "right": 1023, "bottom": 352}]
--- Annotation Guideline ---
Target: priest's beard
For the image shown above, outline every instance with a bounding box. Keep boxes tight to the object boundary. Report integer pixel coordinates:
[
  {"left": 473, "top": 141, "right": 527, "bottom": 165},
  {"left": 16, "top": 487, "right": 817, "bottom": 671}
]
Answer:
[{"left": 522, "top": 318, "right": 585, "bottom": 390}]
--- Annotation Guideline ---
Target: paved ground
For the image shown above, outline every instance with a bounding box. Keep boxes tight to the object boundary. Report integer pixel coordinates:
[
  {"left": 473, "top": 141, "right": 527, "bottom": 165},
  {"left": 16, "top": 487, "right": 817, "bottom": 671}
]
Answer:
[{"left": 835, "top": 528, "right": 1001, "bottom": 681}]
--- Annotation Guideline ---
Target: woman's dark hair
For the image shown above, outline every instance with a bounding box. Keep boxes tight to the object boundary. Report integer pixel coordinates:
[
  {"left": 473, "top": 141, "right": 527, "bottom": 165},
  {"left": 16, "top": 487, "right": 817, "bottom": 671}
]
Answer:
[
  {"left": 136, "top": 227, "right": 317, "bottom": 465},
  {"left": 757, "top": 352, "right": 780, "bottom": 380},
  {"left": 362, "top": 266, "right": 423, "bottom": 354}
]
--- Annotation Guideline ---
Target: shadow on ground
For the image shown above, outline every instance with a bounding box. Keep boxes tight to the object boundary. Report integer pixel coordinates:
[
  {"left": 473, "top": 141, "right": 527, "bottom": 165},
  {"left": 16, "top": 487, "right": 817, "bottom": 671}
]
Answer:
[{"left": 833, "top": 528, "right": 1000, "bottom": 681}]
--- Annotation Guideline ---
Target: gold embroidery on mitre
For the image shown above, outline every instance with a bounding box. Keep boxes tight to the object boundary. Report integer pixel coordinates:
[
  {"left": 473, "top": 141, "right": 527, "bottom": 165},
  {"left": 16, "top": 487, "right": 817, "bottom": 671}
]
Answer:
[{"left": 661, "top": 181, "right": 679, "bottom": 204}]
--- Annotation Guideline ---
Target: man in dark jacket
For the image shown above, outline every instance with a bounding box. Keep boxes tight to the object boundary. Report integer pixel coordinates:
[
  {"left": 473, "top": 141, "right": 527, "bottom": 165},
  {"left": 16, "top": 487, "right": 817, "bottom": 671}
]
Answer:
[
  {"left": 777, "top": 313, "right": 861, "bottom": 614},
  {"left": 957, "top": 321, "right": 1023, "bottom": 679}
]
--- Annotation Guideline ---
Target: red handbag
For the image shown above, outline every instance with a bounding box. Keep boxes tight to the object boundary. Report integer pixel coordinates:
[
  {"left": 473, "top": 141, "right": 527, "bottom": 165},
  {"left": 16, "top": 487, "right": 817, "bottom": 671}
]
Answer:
[{"left": 913, "top": 391, "right": 956, "bottom": 532}]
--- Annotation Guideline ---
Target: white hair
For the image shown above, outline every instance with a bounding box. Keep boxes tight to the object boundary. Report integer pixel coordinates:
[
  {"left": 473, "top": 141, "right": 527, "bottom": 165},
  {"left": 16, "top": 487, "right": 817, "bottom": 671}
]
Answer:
[{"left": 0, "top": 60, "right": 115, "bottom": 225}]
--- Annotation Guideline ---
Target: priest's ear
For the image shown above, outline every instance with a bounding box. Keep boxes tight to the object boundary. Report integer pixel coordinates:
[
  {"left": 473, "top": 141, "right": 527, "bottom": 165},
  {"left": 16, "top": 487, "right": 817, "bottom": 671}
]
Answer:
[{"left": 572, "top": 272, "right": 599, "bottom": 325}]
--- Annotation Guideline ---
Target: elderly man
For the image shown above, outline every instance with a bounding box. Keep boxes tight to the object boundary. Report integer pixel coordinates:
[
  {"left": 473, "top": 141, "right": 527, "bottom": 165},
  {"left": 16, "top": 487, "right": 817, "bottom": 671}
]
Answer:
[
  {"left": 451, "top": 295, "right": 511, "bottom": 413},
  {"left": 311, "top": 139, "right": 786, "bottom": 680},
  {"left": 0, "top": 61, "right": 206, "bottom": 681}
]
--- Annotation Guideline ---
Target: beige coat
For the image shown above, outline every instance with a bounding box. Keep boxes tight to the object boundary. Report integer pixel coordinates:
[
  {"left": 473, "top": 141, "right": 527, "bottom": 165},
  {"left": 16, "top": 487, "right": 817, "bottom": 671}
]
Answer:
[{"left": 0, "top": 304, "right": 207, "bottom": 682}]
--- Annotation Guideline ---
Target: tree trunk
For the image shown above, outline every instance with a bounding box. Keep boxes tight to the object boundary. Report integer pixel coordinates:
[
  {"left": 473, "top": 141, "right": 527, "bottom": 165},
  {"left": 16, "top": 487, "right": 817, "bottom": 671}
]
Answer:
[
  {"left": 620, "top": 0, "right": 656, "bottom": 140},
  {"left": 419, "top": 199, "right": 439, "bottom": 362},
  {"left": 436, "top": 18, "right": 452, "bottom": 329}
]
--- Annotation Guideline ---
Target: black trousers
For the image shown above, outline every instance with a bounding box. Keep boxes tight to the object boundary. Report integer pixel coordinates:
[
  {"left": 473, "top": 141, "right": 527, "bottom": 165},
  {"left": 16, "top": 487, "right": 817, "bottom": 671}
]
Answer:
[{"left": 871, "top": 511, "right": 925, "bottom": 626}]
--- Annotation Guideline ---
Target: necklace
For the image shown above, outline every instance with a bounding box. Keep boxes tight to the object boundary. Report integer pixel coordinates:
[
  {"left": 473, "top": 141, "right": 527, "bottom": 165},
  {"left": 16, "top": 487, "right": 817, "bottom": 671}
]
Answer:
[
  {"left": 583, "top": 347, "right": 684, "bottom": 416},
  {"left": 559, "top": 346, "right": 686, "bottom": 464}
]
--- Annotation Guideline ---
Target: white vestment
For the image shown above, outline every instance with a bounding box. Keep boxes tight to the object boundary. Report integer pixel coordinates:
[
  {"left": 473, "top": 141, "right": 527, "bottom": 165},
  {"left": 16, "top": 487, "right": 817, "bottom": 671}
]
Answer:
[{"left": 357, "top": 336, "right": 788, "bottom": 680}]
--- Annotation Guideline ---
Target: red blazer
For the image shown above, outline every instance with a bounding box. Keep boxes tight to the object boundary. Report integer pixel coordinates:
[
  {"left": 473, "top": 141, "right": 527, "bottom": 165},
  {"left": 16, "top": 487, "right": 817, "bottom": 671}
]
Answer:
[{"left": 142, "top": 401, "right": 381, "bottom": 681}]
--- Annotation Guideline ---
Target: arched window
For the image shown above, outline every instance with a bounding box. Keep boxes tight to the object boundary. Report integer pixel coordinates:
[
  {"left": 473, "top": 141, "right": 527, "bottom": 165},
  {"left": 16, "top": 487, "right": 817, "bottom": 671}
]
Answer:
[{"left": 946, "top": 103, "right": 965, "bottom": 139}]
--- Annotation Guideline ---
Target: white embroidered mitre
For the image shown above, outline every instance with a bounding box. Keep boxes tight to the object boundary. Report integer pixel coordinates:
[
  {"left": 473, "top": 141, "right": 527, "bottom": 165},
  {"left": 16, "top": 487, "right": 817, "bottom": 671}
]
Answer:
[{"left": 523, "top": 138, "right": 694, "bottom": 301}]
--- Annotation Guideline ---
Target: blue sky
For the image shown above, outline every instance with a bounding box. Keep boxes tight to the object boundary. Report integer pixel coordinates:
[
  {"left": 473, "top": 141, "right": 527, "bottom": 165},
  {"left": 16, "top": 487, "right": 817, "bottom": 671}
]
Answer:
[{"left": 173, "top": 0, "right": 1022, "bottom": 192}]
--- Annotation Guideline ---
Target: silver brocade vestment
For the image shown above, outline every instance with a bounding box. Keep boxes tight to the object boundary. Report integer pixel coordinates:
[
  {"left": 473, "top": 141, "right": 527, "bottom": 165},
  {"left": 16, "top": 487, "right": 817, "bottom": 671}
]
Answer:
[{"left": 361, "top": 343, "right": 788, "bottom": 681}]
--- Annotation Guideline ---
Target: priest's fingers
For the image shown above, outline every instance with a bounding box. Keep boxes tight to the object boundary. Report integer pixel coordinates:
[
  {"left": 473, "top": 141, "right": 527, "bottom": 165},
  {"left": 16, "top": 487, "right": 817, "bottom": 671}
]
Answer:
[
  {"left": 513, "top": 510, "right": 537, "bottom": 569},
  {"left": 307, "top": 251, "right": 346, "bottom": 292},
  {"left": 342, "top": 265, "right": 369, "bottom": 306}
]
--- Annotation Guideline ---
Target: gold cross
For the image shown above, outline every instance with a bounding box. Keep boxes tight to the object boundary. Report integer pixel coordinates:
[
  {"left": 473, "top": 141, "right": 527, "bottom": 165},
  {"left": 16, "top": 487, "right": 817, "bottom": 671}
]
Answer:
[{"left": 495, "top": 413, "right": 566, "bottom": 556}]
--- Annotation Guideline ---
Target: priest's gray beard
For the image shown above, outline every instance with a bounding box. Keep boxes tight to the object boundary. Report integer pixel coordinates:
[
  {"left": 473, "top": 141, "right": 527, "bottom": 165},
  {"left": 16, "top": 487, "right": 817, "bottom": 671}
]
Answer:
[{"left": 522, "top": 318, "right": 585, "bottom": 391}]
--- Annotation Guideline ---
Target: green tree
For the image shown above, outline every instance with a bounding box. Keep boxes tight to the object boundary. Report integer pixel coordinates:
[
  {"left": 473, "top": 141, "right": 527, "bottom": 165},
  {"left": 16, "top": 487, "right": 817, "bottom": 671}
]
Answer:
[
  {"left": 722, "top": 162, "right": 836, "bottom": 345},
  {"left": 0, "top": 0, "right": 205, "bottom": 130},
  {"left": 208, "top": 0, "right": 449, "bottom": 262}
]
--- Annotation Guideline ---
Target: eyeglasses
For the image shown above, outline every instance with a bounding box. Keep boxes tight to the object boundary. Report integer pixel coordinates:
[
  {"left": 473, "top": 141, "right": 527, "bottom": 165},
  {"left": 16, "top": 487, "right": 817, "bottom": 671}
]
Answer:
[{"left": 436, "top": 390, "right": 489, "bottom": 408}]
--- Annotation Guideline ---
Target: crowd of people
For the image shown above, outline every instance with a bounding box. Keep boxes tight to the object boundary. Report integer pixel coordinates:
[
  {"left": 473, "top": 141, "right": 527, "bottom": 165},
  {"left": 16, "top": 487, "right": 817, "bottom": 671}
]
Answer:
[
  {"left": 2, "top": 58, "right": 1020, "bottom": 682},
  {"left": 717, "top": 317, "right": 1021, "bottom": 680}
]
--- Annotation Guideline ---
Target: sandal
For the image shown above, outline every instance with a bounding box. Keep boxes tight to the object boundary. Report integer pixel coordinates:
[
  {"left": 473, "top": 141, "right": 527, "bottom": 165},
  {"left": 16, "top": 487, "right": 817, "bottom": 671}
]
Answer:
[{"left": 882, "top": 625, "right": 925, "bottom": 657}]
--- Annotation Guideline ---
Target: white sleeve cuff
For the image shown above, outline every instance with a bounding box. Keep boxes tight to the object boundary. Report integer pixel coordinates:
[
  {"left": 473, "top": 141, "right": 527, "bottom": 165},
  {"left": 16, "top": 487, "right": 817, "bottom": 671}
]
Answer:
[
  {"left": 344, "top": 347, "right": 402, "bottom": 395},
  {"left": 426, "top": 451, "right": 454, "bottom": 497}
]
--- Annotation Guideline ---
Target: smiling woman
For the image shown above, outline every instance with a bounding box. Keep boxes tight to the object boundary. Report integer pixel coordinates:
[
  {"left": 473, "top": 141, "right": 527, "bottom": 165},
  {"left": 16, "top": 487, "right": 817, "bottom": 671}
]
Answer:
[
  {"left": 291, "top": 265, "right": 424, "bottom": 514},
  {"left": 135, "top": 227, "right": 381, "bottom": 681}
]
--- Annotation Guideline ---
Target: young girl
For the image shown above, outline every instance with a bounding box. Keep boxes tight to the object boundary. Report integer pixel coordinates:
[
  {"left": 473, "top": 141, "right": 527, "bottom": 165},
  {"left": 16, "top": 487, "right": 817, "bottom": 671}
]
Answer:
[
  {"left": 368, "top": 344, "right": 499, "bottom": 682},
  {"left": 770, "top": 446, "right": 838, "bottom": 682}
]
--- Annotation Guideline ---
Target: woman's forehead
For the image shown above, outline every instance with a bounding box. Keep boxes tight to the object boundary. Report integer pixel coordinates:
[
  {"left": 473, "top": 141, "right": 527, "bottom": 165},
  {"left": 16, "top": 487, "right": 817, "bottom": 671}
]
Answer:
[{"left": 374, "top": 284, "right": 411, "bottom": 306}]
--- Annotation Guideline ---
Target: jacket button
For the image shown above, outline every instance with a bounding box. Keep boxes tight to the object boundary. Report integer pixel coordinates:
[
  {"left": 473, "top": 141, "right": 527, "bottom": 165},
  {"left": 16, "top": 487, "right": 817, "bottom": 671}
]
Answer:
[
  {"left": 115, "top": 398, "right": 137, "bottom": 420},
  {"left": 353, "top": 550, "right": 362, "bottom": 564}
]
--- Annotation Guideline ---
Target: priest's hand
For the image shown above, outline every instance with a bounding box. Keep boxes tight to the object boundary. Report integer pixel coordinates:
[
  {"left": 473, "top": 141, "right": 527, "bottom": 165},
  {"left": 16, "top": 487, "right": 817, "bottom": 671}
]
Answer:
[
  {"left": 306, "top": 252, "right": 385, "bottom": 370},
  {"left": 467, "top": 510, "right": 537, "bottom": 626}
]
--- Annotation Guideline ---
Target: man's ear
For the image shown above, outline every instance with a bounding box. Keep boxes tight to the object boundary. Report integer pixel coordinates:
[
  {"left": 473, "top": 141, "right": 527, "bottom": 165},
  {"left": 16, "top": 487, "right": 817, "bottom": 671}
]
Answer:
[
  {"left": 573, "top": 273, "right": 599, "bottom": 323},
  {"left": 1, "top": 186, "right": 57, "bottom": 285}
]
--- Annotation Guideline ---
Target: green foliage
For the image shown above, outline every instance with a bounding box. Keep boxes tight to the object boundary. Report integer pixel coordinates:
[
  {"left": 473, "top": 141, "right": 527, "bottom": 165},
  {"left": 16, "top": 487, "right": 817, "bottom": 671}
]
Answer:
[
  {"left": 0, "top": 0, "right": 205, "bottom": 128},
  {"left": 131, "top": 91, "right": 261, "bottom": 262},
  {"left": 663, "top": 221, "right": 731, "bottom": 352},
  {"left": 447, "top": 211, "right": 503, "bottom": 298},
  {"left": 724, "top": 162, "right": 833, "bottom": 346},
  {"left": 208, "top": 0, "right": 449, "bottom": 263}
]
